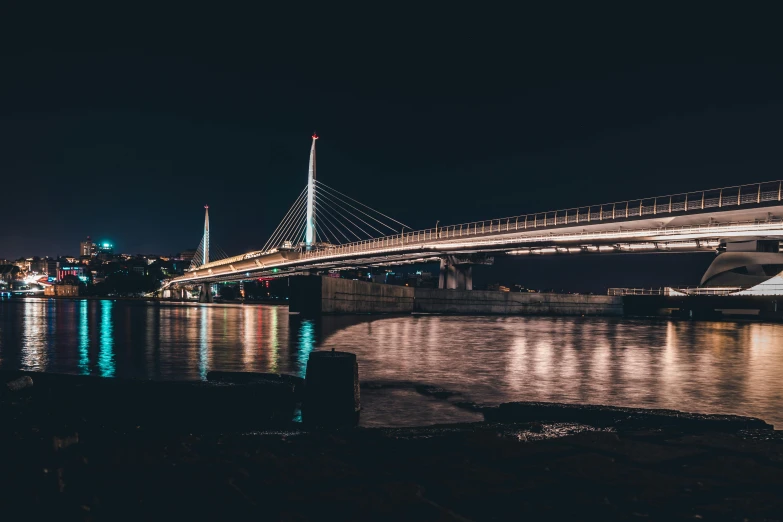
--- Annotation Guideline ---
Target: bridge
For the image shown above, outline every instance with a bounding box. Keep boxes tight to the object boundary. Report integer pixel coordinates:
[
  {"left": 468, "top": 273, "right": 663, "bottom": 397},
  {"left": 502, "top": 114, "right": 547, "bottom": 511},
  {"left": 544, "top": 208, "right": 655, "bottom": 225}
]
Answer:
[{"left": 168, "top": 135, "right": 783, "bottom": 295}]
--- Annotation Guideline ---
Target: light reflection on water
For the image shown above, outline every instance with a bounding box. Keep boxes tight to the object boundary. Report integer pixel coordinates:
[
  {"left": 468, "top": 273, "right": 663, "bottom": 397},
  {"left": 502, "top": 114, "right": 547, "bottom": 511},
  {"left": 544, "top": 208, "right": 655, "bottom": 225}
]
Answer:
[
  {"left": 296, "top": 320, "right": 316, "bottom": 378},
  {"left": 79, "top": 300, "right": 89, "bottom": 375},
  {"left": 99, "top": 300, "right": 115, "bottom": 378},
  {"left": 1, "top": 299, "right": 783, "bottom": 427}
]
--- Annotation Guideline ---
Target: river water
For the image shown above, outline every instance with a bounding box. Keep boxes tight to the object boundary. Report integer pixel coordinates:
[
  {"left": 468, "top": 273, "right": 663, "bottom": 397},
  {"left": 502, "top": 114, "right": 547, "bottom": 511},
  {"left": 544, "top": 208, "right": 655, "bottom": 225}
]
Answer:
[{"left": 1, "top": 298, "right": 782, "bottom": 427}]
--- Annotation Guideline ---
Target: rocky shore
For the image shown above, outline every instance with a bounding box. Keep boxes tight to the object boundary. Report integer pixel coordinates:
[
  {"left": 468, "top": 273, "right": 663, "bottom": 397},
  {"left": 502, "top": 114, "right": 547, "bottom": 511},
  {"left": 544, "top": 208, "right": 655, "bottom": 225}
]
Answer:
[{"left": 2, "top": 370, "right": 782, "bottom": 521}]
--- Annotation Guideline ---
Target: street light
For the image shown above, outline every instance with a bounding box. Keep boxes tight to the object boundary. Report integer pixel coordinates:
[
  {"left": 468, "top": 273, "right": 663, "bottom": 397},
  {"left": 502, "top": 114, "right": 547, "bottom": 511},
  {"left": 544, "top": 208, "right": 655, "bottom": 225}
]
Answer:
[{"left": 436, "top": 220, "right": 440, "bottom": 237}]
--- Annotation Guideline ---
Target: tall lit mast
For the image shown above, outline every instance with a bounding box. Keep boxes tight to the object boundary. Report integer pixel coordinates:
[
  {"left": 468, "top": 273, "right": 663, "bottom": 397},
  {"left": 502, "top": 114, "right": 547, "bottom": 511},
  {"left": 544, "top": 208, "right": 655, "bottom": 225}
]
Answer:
[
  {"left": 305, "top": 133, "right": 318, "bottom": 250},
  {"left": 203, "top": 205, "right": 210, "bottom": 265}
]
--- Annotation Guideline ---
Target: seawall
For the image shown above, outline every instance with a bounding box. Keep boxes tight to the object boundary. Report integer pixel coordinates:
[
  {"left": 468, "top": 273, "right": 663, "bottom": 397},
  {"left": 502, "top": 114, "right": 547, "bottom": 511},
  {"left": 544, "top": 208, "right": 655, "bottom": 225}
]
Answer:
[
  {"left": 290, "top": 276, "right": 622, "bottom": 316},
  {"left": 414, "top": 288, "right": 623, "bottom": 316},
  {"left": 290, "top": 276, "right": 415, "bottom": 316}
]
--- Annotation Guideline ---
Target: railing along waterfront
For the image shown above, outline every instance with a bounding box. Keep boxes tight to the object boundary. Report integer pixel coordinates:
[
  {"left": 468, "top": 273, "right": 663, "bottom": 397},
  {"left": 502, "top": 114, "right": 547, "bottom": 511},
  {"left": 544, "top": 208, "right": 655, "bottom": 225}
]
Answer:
[
  {"left": 300, "top": 180, "right": 783, "bottom": 261},
  {"left": 608, "top": 287, "right": 743, "bottom": 296},
  {"left": 608, "top": 288, "right": 664, "bottom": 296}
]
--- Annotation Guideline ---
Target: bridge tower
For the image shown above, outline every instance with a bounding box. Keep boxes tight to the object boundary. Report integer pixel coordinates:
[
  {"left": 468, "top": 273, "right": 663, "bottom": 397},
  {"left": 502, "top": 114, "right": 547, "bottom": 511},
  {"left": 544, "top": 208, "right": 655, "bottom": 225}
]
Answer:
[
  {"left": 202, "top": 205, "right": 210, "bottom": 265},
  {"left": 305, "top": 133, "right": 318, "bottom": 251},
  {"left": 198, "top": 205, "right": 213, "bottom": 303}
]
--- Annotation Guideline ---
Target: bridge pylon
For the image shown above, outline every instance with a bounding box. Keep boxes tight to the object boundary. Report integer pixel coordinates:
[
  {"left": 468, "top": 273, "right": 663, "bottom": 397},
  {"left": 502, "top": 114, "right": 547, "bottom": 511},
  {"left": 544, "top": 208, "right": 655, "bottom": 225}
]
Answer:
[
  {"left": 202, "top": 205, "right": 210, "bottom": 265},
  {"left": 305, "top": 133, "right": 318, "bottom": 251},
  {"left": 438, "top": 254, "right": 494, "bottom": 290}
]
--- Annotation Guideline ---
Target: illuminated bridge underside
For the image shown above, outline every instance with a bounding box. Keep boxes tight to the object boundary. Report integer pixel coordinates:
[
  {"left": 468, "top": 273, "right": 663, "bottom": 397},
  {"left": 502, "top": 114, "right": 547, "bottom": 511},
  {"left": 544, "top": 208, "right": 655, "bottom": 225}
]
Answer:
[{"left": 171, "top": 202, "right": 783, "bottom": 285}]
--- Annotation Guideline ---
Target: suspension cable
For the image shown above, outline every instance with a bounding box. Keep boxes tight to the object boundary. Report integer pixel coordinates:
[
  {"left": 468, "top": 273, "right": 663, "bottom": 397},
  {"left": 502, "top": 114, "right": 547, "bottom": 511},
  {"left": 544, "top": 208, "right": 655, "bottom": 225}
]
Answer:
[
  {"left": 315, "top": 193, "right": 372, "bottom": 239},
  {"left": 271, "top": 200, "right": 307, "bottom": 249},
  {"left": 316, "top": 180, "right": 409, "bottom": 229},
  {"left": 262, "top": 188, "right": 307, "bottom": 251},
  {"left": 263, "top": 193, "right": 307, "bottom": 251},
  {"left": 315, "top": 200, "right": 356, "bottom": 243},
  {"left": 315, "top": 206, "right": 347, "bottom": 244},
  {"left": 316, "top": 190, "right": 387, "bottom": 237}
]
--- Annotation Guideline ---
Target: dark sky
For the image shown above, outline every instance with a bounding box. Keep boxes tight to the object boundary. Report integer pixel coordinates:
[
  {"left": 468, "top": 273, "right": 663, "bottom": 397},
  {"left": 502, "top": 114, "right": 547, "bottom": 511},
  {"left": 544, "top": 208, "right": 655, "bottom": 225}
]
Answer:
[{"left": 2, "top": 6, "right": 781, "bottom": 287}]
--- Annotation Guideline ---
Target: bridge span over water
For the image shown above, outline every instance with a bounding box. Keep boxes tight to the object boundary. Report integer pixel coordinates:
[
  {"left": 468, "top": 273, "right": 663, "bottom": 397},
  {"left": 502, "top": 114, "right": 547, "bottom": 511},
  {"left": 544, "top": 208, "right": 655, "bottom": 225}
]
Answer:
[{"left": 168, "top": 136, "right": 783, "bottom": 292}]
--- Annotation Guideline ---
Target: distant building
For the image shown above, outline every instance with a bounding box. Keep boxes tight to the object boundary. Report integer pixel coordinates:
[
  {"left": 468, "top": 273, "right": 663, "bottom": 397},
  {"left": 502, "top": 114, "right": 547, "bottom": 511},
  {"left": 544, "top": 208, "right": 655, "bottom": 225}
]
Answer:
[
  {"left": 46, "top": 260, "right": 59, "bottom": 278},
  {"left": 44, "top": 284, "right": 80, "bottom": 297},
  {"left": 14, "top": 258, "right": 31, "bottom": 272},
  {"left": 80, "top": 236, "right": 96, "bottom": 257},
  {"left": 97, "top": 241, "right": 113, "bottom": 255},
  {"left": 0, "top": 265, "right": 21, "bottom": 283},
  {"left": 29, "top": 257, "right": 47, "bottom": 274},
  {"left": 58, "top": 265, "right": 86, "bottom": 281}
]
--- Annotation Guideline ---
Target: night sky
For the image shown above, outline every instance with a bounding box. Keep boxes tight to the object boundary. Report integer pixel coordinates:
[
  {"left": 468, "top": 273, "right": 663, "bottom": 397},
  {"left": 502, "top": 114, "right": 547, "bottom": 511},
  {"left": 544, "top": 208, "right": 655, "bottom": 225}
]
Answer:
[{"left": 2, "top": 7, "right": 781, "bottom": 290}]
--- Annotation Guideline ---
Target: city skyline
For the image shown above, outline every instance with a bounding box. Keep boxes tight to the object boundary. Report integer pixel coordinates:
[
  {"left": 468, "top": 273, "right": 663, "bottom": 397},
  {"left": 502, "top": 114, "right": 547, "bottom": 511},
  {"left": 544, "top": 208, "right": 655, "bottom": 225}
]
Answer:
[{"left": 3, "top": 7, "right": 783, "bottom": 293}]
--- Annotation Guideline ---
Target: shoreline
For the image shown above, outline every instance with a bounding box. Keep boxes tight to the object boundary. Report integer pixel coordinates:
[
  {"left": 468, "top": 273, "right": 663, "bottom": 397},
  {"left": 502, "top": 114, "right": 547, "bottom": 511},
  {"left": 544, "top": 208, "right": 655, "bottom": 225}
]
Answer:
[
  {"left": 2, "top": 370, "right": 782, "bottom": 519},
  {"left": 5, "top": 294, "right": 782, "bottom": 323}
]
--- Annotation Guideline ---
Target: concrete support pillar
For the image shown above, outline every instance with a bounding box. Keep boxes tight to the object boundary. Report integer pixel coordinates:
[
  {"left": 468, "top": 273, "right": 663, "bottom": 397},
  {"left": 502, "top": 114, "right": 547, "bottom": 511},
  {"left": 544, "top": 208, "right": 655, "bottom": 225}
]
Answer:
[
  {"left": 438, "top": 254, "right": 493, "bottom": 290},
  {"left": 438, "top": 258, "right": 473, "bottom": 290},
  {"left": 167, "top": 287, "right": 184, "bottom": 301},
  {"left": 198, "top": 282, "right": 213, "bottom": 303}
]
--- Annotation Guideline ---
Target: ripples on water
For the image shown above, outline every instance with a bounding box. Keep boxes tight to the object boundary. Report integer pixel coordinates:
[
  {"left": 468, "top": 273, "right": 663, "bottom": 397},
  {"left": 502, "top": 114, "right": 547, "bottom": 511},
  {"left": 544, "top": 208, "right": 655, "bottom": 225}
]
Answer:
[{"left": 1, "top": 298, "right": 782, "bottom": 427}]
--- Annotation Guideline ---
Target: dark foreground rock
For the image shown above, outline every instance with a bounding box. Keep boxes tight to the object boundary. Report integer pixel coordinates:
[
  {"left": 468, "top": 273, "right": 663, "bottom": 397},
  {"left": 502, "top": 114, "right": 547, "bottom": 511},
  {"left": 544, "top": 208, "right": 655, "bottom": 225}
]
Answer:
[
  {"left": 0, "top": 370, "right": 298, "bottom": 433},
  {"left": 2, "top": 372, "right": 783, "bottom": 521}
]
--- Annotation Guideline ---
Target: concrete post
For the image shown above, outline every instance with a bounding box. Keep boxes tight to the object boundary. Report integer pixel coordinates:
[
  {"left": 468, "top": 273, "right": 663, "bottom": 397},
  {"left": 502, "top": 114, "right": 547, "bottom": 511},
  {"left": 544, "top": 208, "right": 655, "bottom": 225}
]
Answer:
[
  {"left": 198, "top": 283, "right": 213, "bottom": 303},
  {"left": 438, "top": 254, "right": 491, "bottom": 290}
]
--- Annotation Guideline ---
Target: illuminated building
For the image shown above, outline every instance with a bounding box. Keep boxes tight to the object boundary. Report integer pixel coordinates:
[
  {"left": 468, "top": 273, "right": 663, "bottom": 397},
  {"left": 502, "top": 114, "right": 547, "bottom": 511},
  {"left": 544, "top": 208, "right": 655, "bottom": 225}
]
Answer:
[
  {"left": 14, "top": 258, "right": 31, "bottom": 272},
  {"left": 29, "top": 257, "right": 47, "bottom": 274},
  {"left": 96, "top": 241, "right": 114, "bottom": 260},
  {"left": 58, "top": 265, "right": 87, "bottom": 282},
  {"left": 80, "top": 236, "right": 96, "bottom": 257},
  {"left": 44, "top": 284, "right": 80, "bottom": 297}
]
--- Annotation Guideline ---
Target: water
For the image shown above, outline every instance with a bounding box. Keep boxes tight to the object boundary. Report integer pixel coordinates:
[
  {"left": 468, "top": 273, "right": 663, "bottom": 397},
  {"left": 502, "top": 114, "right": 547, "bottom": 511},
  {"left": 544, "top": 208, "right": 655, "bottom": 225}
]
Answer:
[{"left": 1, "top": 298, "right": 783, "bottom": 427}]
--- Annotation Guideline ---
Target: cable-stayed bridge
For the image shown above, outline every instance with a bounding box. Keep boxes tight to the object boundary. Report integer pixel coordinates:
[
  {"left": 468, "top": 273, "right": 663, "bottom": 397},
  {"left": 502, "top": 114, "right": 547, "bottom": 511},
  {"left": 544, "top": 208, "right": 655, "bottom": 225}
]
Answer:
[{"left": 168, "top": 135, "right": 783, "bottom": 292}]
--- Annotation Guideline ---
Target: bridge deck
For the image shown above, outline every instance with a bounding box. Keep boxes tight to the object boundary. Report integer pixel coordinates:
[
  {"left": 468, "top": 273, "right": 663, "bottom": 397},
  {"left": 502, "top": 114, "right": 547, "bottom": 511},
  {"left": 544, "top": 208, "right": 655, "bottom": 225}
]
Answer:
[{"left": 172, "top": 196, "right": 783, "bottom": 285}]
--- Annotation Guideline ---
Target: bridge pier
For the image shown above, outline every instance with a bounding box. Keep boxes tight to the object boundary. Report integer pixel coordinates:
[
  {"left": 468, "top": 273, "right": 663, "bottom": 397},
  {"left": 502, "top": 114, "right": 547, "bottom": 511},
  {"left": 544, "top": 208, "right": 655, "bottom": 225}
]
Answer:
[
  {"left": 701, "top": 240, "right": 783, "bottom": 288},
  {"left": 198, "top": 283, "right": 214, "bottom": 303},
  {"left": 290, "top": 275, "right": 414, "bottom": 317},
  {"left": 438, "top": 254, "right": 494, "bottom": 290}
]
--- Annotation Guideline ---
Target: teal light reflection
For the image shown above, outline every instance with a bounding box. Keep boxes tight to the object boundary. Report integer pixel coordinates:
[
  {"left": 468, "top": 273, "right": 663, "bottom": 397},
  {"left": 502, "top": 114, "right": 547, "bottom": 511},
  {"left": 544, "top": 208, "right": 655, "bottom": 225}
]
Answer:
[
  {"left": 98, "top": 300, "right": 115, "bottom": 377},
  {"left": 296, "top": 320, "right": 316, "bottom": 378},
  {"left": 78, "top": 301, "right": 89, "bottom": 375}
]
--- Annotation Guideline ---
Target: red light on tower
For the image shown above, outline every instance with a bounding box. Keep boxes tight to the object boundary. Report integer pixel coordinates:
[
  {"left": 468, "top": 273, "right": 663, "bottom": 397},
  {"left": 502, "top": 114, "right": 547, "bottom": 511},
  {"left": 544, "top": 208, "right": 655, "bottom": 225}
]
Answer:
[{"left": 312, "top": 132, "right": 318, "bottom": 140}]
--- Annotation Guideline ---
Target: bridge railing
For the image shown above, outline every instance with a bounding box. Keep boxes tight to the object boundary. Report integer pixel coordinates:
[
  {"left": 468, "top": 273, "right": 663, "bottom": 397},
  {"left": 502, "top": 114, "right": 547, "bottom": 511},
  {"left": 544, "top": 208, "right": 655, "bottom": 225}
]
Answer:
[
  {"left": 607, "top": 288, "right": 664, "bottom": 296},
  {"left": 608, "top": 287, "right": 742, "bottom": 296},
  {"left": 300, "top": 180, "right": 782, "bottom": 260}
]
